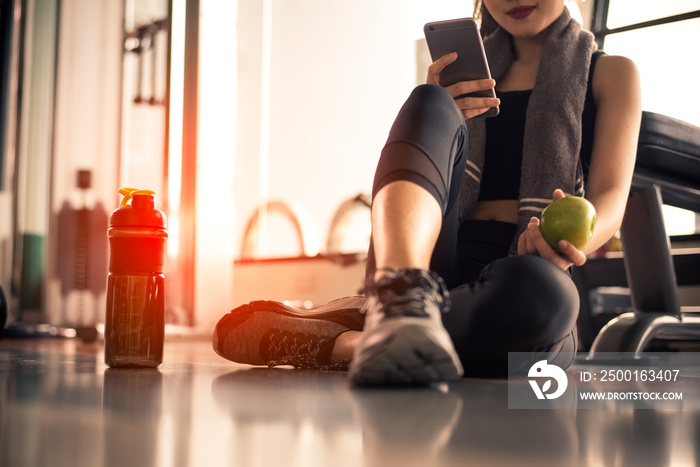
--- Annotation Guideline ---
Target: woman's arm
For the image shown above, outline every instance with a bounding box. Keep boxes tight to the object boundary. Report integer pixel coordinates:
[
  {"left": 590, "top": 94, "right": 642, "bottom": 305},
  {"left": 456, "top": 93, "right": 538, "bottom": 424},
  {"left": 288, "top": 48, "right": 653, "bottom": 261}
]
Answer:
[
  {"left": 518, "top": 54, "right": 642, "bottom": 270},
  {"left": 584, "top": 54, "right": 642, "bottom": 254}
]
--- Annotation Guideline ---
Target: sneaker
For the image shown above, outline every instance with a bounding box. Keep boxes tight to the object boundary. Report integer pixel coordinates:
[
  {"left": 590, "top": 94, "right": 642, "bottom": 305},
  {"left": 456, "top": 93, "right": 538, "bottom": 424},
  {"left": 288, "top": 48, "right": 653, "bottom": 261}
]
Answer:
[
  {"left": 213, "top": 296, "right": 365, "bottom": 371},
  {"left": 349, "top": 268, "right": 463, "bottom": 386}
]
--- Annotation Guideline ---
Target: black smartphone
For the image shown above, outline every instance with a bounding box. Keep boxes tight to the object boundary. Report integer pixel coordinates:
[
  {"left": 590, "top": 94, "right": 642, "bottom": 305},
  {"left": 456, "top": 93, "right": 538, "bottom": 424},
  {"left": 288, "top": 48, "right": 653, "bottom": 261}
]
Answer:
[{"left": 424, "top": 17, "right": 499, "bottom": 118}]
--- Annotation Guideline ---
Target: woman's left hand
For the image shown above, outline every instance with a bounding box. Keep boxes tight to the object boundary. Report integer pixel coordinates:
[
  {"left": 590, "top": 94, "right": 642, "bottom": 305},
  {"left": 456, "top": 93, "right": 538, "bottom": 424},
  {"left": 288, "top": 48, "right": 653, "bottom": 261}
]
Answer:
[{"left": 517, "top": 190, "right": 588, "bottom": 270}]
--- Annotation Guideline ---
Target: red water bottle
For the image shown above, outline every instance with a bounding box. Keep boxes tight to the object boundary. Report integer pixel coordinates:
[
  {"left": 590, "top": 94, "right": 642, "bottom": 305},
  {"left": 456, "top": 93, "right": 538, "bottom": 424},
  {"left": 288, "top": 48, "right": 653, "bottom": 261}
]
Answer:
[{"left": 105, "top": 188, "right": 168, "bottom": 368}]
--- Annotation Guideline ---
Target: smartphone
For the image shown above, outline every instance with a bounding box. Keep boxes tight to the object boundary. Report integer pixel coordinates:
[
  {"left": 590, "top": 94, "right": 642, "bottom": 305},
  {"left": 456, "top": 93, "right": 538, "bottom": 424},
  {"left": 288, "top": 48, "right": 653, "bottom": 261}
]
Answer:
[{"left": 424, "top": 18, "right": 499, "bottom": 118}]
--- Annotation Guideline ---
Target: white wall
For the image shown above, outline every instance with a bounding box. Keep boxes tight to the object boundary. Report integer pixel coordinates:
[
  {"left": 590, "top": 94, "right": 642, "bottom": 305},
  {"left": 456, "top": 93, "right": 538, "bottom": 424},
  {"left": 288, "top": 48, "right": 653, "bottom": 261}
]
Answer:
[{"left": 234, "top": 0, "right": 405, "bottom": 259}]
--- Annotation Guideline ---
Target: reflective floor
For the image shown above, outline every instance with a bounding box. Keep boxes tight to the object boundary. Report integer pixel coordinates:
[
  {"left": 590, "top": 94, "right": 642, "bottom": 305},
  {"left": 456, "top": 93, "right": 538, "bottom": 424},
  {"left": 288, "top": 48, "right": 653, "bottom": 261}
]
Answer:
[{"left": 1, "top": 337, "right": 699, "bottom": 467}]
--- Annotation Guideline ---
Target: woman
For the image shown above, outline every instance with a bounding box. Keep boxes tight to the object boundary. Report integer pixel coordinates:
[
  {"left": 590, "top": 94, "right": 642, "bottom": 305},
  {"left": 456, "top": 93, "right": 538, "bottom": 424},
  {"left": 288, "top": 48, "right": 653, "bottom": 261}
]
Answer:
[{"left": 214, "top": 0, "right": 641, "bottom": 386}]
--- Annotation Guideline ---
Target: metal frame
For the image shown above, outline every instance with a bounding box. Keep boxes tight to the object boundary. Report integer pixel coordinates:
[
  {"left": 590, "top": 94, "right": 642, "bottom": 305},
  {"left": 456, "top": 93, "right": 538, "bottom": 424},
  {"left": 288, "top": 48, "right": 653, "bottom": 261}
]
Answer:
[
  {"left": 586, "top": 185, "right": 700, "bottom": 356},
  {"left": 591, "top": 0, "right": 700, "bottom": 48}
]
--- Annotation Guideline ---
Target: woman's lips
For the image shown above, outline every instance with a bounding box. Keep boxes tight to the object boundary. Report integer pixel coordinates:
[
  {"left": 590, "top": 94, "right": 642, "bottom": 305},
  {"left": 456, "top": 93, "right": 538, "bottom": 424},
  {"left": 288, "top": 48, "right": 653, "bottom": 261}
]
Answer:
[{"left": 507, "top": 6, "right": 536, "bottom": 19}]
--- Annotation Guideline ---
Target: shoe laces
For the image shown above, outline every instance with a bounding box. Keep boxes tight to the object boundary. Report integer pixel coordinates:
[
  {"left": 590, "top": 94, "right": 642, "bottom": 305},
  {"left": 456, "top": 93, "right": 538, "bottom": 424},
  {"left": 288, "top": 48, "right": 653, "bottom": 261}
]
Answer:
[
  {"left": 266, "top": 331, "right": 349, "bottom": 371},
  {"left": 362, "top": 268, "right": 451, "bottom": 319}
]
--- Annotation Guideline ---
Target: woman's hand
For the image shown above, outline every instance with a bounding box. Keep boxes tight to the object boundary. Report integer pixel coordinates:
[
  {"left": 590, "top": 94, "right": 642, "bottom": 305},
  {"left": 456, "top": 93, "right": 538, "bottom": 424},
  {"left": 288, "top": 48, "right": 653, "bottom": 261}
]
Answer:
[
  {"left": 426, "top": 52, "right": 500, "bottom": 120},
  {"left": 517, "top": 189, "right": 588, "bottom": 270}
]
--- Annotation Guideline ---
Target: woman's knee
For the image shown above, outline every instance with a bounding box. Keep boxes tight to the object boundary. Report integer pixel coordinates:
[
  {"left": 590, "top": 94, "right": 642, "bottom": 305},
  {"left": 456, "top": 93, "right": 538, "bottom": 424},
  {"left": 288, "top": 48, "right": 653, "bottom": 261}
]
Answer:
[
  {"left": 404, "top": 84, "right": 464, "bottom": 124},
  {"left": 375, "top": 85, "right": 468, "bottom": 212},
  {"left": 408, "top": 83, "right": 453, "bottom": 105},
  {"left": 483, "top": 256, "right": 580, "bottom": 338}
]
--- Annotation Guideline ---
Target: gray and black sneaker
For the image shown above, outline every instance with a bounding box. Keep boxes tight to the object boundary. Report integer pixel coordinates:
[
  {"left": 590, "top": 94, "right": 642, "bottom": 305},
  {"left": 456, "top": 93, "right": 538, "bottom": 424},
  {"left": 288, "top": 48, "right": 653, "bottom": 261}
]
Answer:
[
  {"left": 349, "top": 268, "right": 463, "bottom": 386},
  {"left": 213, "top": 296, "right": 365, "bottom": 371}
]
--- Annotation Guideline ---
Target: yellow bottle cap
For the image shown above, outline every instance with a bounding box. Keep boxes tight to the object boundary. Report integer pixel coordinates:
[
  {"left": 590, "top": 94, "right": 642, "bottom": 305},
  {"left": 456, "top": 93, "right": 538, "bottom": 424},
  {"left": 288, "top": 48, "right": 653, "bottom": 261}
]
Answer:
[{"left": 119, "top": 187, "right": 157, "bottom": 206}]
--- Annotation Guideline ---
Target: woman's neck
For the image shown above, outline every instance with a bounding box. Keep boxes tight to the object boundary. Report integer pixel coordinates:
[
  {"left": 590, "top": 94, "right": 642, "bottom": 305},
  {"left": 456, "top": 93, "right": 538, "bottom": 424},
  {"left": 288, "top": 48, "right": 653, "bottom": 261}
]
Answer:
[
  {"left": 496, "top": 28, "right": 552, "bottom": 91},
  {"left": 511, "top": 29, "right": 548, "bottom": 65}
]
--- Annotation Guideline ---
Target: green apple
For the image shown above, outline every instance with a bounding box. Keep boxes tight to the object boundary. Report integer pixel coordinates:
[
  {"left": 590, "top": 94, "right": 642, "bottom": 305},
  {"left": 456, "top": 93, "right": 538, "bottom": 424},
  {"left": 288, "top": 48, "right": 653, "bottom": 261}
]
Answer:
[{"left": 539, "top": 196, "right": 596, "bottom": 252}]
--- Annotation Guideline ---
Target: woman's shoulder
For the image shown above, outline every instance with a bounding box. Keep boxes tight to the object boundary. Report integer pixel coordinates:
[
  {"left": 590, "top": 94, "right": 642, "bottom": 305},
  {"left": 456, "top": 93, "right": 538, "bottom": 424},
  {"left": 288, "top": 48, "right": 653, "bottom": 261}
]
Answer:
[
  {"left": 595, "top": 54, "right": 638, "bottom": 76},
  {"left": 592, "top": 54, "right": 640, "bottom": 104}
]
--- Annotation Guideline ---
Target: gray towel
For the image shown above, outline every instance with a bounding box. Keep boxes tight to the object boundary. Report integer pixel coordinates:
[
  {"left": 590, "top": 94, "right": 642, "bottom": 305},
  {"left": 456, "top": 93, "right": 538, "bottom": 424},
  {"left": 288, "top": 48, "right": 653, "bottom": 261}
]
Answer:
[{"left": 459, "top": 7, "right": 597, "bottom": 254}]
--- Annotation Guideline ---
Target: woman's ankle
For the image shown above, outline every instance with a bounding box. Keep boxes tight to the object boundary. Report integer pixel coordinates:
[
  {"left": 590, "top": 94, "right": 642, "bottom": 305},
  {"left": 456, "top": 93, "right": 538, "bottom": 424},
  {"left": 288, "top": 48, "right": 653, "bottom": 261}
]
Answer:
[{"left": 330, "top": 330, "right": 362, "bottom": 363}]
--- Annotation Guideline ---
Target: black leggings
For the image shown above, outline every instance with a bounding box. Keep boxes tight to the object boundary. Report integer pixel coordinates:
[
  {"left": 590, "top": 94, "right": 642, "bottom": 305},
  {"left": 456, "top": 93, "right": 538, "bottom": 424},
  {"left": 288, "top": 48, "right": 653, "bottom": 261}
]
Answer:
[{"left": 367, "top": 84, "right": 579, "bottom": 377}]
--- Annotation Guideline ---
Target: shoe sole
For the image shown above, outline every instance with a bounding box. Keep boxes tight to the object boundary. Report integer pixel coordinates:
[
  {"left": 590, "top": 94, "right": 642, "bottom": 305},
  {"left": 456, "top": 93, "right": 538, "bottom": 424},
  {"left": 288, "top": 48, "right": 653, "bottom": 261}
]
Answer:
[
  {"left": 349, "top": 317, "right": 463, "bottom": 386},
  {"left": 213, "top": 296, "right": 365, "bottom": 365}
]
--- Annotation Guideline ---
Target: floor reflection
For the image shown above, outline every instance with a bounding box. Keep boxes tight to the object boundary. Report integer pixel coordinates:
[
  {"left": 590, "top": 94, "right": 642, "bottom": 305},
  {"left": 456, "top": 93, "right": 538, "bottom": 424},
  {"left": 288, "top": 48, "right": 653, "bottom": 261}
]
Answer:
[
  {"left": 350, "top": 384, "right": 463, "bottom": 467},
  {"left": 211, "top": 369, "right": 363, "bottom": 467},
  {"left": 102, "top": 369, "right": 163, "bottom": 467},
  {"left": 1, "top": 340, "right": 699, "bottom": 467},
  {"left": 0, "top": 345, "right": 104, "bottom": 467}
]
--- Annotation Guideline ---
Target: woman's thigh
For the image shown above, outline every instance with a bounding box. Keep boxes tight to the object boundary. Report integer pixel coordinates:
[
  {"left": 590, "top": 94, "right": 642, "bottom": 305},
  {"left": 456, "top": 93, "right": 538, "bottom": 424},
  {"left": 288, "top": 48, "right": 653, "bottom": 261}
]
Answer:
[{"left": 442, "top": 255, "right": 580, "bottom": 376}]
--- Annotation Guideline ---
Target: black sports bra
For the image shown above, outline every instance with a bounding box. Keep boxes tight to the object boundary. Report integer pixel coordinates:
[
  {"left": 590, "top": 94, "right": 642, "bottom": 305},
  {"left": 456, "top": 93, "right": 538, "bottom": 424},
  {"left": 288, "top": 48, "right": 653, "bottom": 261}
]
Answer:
[{"left": 478, "top": 51, "right": 603, "bottom": 201}]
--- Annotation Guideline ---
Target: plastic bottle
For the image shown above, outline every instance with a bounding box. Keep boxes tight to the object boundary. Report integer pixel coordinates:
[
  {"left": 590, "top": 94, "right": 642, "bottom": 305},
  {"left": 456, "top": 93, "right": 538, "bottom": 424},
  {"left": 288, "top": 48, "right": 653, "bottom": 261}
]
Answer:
[{"left": 105, "top": 188, "right": 168, "bottom": 368}]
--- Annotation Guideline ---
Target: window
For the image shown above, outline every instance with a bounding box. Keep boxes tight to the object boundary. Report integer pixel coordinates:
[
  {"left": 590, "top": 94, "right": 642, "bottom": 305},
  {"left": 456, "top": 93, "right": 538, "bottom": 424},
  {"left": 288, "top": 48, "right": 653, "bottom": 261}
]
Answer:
[
  {"left": 605, "top": 0, "right": 699, "bottom": 29},
  {"left": 593, "top": 0, "right": 700, "bottom": 235},
  {"left": 594, "top": 1, "right": 700, "bottom": 127}
]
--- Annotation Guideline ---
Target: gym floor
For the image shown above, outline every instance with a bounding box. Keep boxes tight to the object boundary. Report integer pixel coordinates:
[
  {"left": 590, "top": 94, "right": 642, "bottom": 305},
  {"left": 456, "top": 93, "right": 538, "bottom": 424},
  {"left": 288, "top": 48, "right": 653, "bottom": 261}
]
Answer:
[{"left": 1, "top": 337, "right": 699, "bottom": 467}]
